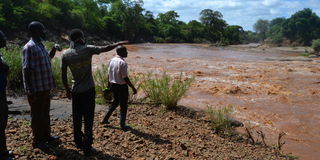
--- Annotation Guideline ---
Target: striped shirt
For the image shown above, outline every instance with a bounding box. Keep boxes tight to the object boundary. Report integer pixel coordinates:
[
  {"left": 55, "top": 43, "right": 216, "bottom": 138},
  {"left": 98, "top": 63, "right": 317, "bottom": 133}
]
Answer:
[{"left": 22, "top": 39, "right": 55, "bottom": 93}]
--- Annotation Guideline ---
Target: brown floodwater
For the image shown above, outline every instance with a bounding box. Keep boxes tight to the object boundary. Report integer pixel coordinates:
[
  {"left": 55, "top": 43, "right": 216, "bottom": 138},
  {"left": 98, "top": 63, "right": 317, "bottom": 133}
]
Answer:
[{"left": 92, "top": 43, "right": 320, "bottom": 160}]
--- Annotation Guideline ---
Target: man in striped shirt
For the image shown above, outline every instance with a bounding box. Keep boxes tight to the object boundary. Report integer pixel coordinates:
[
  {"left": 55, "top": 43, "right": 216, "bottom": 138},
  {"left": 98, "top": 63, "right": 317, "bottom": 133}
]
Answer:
[{"left": 22, "top": 21, "right": 61, "bottom": 150}]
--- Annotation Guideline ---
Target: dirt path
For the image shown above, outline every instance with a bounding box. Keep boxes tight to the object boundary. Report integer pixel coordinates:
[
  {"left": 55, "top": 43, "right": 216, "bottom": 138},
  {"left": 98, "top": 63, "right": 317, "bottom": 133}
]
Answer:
[{"left": 91, "top": 43, "right": 320, "bottom": 160}]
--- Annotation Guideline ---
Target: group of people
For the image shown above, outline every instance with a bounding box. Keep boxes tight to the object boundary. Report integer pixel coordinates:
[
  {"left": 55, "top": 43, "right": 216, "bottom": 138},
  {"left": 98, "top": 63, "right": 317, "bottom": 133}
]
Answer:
[{"left": 0, "top": 21, "right": 137, "bottom": 159}]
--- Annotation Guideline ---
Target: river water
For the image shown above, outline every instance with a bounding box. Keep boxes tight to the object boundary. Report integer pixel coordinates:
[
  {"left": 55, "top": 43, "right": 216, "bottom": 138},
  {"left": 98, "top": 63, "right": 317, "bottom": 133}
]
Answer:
[{"left": 92, "top": 43, "right": 320, "bottom": 160}]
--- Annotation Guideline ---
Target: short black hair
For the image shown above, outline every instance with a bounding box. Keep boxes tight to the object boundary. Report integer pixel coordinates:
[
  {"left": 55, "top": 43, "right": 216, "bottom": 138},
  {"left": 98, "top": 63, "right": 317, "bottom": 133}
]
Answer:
[
  {"left": 116, "top": 45, "right": 128, "bottom": 56},
  {"left": 28, "top": 21, "right": 45, "bottom": 32},
  {"left": 69, "top": 29, "right": 84, "bottom": 42},
  {"left": 0, "top": 30, "right": 6, "bottom": 40}
]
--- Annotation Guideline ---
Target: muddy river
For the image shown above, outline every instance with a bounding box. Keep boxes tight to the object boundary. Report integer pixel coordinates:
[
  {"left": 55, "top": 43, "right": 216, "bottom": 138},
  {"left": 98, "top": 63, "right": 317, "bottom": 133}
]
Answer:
[{"left": 92, "top": 43, "right": 320, "bottom": 160}]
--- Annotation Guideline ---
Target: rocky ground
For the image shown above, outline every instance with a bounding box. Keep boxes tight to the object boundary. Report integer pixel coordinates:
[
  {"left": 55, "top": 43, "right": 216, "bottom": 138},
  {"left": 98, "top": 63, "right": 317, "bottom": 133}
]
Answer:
[{"left": 6, "top": 103, "right": 289, "bottom": 160}]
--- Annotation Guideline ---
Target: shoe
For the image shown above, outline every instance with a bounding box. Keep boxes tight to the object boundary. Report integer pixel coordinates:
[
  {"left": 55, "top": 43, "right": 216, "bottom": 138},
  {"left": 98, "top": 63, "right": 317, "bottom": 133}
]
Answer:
[
  {"left": 101, "top": 120, "right": 110, "bottom": 125},
  {"left": 0, "top": 151, "right": 13, "bottom": 160},
  {"left": 83, "top": 147, "right": 97, "bottom": 157},
  {"left": 33, "top": 142, "right": 49, "bottom": 150},
  {"left": 46, "top": 136, "right": 60, "bottom": 142},
  {"left": 121, "top": 125, "right": 132, "bottom": 132}
]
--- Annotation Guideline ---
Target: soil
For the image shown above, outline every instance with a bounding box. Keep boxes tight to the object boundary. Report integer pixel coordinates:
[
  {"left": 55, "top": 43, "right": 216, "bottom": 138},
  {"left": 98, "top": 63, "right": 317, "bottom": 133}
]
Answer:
[{"left": 6, "top": 104, "right": 286, "bottom": 160}]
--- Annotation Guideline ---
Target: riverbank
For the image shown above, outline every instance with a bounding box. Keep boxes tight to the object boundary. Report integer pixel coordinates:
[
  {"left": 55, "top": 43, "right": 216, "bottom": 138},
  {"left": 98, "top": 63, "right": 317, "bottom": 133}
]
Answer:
[{"left": 6, "top": 101, "right": 288, "bottom": 159}]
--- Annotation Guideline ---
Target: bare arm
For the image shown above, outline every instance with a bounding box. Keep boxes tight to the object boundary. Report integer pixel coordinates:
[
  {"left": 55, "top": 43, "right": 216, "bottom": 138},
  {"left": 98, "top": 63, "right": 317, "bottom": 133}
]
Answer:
[
  {"left": 61, "top": 60, "right": 71, "bottom": 99},
  {"left": 49, "top": 44, "right": 62, "bottom": 58},
  {"left": 124, "top": 77, "right": 137, "bottom": 94}
]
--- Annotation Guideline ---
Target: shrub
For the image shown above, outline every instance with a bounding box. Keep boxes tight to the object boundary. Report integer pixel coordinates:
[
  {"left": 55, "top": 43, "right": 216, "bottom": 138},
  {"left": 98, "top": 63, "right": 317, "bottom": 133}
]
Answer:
[
  {"left": 141, "top": 72, "right": 194, "bottom": 109},
  {"left": 0, "top": 44, "right": 23, "bottom": 90},
  {"left": 207, "top": 105, "right": 234, "bottom": 133},
  {"left": 311, "top": 39, "right": 320, "bottom": 54}
]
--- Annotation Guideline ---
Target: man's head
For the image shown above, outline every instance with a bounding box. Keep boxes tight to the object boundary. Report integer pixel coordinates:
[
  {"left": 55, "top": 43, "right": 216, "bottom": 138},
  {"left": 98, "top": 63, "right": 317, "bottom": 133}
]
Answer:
[
  {"left": 0, "top": 30, "right": 7, "bottom": 48},
  {"left": 116, "top": 46, "right": 128, "bottom": 57},
  {"left": 28, "top": 21, "right": 46, "bottom": 40},
  {"left": 69, "top": 29, "right": 85, "bottom": 45}
]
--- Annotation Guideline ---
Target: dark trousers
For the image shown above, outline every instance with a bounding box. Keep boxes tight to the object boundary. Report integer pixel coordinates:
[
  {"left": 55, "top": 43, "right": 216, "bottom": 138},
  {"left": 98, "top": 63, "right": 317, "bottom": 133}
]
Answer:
[
  {"left": 28, "top": 90, "right": 51, "bottom": 144},
  {"left": 103, "top": 84, "right": 129, "bottom": 128},
  {"left": 72, "top": 87, "right": 95, "bottom": 148},
  {"left": 0, "top": 91, "right": 8, "bottom": 156}
]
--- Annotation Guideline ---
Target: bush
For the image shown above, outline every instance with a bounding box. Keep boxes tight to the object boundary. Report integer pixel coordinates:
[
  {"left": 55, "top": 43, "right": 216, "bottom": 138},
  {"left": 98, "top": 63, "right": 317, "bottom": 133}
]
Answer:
[
  {"left": 311, "top": 39, "right": 320, "bottom": 54},
  {"left": 0, "top": 44, "right": 23, "bottom": 90},
  {"left": 207, "top": 105, "right": 234, "bottom": 134},
  {"left": 141, "top": 72, "right": 194, "bottom": 109}
]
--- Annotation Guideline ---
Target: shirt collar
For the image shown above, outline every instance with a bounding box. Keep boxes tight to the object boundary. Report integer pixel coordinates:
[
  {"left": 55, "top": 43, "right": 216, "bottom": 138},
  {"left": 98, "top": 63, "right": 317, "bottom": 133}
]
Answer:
[{"left": 116, "top": 55, "right": 125, "bottom": 60}]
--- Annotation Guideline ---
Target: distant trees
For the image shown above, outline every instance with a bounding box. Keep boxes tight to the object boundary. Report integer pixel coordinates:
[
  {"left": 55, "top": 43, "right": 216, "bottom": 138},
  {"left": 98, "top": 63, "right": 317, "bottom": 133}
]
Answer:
[
  {"left": 254, "top": 8, "right": 320, "bottom": 46},
  {"left": 1, "top": 1, "right": 319, "bottom": 46}
]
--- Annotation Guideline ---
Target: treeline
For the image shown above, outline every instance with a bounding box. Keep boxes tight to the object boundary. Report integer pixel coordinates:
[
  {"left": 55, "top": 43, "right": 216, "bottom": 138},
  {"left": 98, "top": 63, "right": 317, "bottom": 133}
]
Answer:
[
  {"left": 254, "top": 8, "right": 320, "bottom": 46},
  {"left": 0, "top": 0, "right": 256, "bottom": 44}
]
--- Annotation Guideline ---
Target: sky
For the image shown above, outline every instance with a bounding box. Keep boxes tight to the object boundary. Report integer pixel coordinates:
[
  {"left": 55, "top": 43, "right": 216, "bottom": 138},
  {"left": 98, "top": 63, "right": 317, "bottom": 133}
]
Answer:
[{"left": 142, "top": 0, "right": 320, "bottom": 31}]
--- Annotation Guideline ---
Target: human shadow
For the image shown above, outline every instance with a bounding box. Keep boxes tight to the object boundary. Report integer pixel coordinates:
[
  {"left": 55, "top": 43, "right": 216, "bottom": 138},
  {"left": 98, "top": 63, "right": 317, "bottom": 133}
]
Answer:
[
  {"left": 170, "top": 105, "right": 204, "bottom": 120},
  {"left": 104, "top": 125, "right": 171, "bottom": 145},
  {"left": 40, "top": 140, "right": 125, "bottom": 160}
]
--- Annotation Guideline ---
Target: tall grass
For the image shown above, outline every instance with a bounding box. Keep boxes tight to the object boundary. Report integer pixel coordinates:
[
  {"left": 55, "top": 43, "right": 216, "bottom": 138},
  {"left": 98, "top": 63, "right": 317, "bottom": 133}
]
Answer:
[
  {"left": 141, "top": 72, "right": 194, "bottom": 109},
  {"left": 0, "top": 44, "right": 23, "bottom": 90},
  {"left": 207, "top": 105, "right": 234, "bottom": 134}
]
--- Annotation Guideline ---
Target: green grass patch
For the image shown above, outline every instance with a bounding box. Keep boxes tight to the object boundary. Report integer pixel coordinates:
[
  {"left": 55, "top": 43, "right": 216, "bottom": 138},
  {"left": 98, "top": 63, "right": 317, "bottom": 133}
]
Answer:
[
  {"left": 141, "top": 72, "right": 194, "bottom": 109},
  {"left": 207, "top": 105, "right": 234, "bottom": 134},
  {"left": 0, "top": 44, "right": 23, "bottom": 90}
]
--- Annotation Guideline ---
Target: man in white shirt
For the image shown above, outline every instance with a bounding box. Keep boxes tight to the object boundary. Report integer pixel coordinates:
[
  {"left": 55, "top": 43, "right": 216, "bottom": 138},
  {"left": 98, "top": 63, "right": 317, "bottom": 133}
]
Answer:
[{"left": 101, "top": 46, "right": 137, "bottom": 131}]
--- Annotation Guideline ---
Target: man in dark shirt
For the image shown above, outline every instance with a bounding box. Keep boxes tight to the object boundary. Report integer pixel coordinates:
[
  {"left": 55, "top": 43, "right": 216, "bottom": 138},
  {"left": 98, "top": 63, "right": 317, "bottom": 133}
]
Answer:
[
  {"left": 0, "top": 30, "right": 12, "bottom": 160},
  {"left": 61, "top": 29, "right": 127, "bottom": 156}
]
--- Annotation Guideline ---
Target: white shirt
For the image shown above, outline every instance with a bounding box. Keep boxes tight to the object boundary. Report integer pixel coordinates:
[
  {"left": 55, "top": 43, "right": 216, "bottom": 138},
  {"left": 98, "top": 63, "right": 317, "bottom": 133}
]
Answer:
[{"left": 108, "top": 55, "right": 128, "bottom": 85}]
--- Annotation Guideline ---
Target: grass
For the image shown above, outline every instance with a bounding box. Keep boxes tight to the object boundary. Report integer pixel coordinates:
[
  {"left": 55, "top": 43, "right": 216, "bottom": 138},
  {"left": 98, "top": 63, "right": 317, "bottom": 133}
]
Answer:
[
  {"left": 207, "top": 105, "right": 234, "bottom": 134},
  {"left": 141, "top": 72, "right": 194, "bottom": 109},
  {"left": 0, "top": 44, "right": 23, "bottom": 90}
]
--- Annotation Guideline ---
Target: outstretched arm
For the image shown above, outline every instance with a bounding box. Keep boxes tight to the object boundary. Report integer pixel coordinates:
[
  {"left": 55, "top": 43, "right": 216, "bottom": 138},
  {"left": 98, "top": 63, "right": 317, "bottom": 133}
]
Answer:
[{"left": 100, "top": 41, "right": 129, "bottom": 53}]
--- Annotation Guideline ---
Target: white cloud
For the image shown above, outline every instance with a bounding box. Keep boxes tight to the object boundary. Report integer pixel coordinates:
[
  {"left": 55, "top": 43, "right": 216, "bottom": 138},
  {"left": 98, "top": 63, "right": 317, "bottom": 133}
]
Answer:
[{"left": 142, "top": 0, "right": 320, "bottom": 30}]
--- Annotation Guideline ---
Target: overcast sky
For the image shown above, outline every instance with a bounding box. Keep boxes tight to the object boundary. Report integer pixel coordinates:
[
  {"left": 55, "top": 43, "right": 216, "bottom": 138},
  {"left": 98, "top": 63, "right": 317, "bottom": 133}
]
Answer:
[{"left": 142, "top": 0, "right": 320, "bottom": 31}]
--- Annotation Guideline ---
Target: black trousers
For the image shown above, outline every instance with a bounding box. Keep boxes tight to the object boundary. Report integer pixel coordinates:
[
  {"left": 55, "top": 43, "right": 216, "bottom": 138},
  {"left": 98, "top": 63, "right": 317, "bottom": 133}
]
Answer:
[
  {"left": 72, "top": 88, "right": 96, "bottom": 148},
  {"left": 0, "top": 91, "right": 8, "bottom": 156},
  {"left": 28, "top": 90, "right": 51, "bottom": 144},
  {"left": 103, "top": 84, "right": 129, "bottom": 128}
]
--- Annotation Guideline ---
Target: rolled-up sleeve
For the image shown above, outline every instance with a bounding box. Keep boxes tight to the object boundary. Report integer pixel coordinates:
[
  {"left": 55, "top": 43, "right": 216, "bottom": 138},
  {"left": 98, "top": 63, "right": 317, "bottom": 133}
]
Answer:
[
  {"left": 120, "top": 62, "right": 128, "bottom": 78},
  {"left": 87, "top": 45, "right": 103, "bottom": 55}
]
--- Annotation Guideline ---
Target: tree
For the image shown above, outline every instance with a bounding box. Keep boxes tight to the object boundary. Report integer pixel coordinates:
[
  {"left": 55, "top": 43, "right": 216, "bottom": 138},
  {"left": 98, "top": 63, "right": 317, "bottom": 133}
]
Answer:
[
  {"left": 254, "top": 19, "right": 269, "bottom": 41},
  {"left": 267, "top": 17, "right": 286, "bottom": 44},
  {"left": 282, "top": 8, "right": 320, "bottom": 45},
  {"left": 224, "top": 25, "right": 244, "bottom": 44},
  {"left": 200, "top": 9, "right": 227, "bottom": 42}
]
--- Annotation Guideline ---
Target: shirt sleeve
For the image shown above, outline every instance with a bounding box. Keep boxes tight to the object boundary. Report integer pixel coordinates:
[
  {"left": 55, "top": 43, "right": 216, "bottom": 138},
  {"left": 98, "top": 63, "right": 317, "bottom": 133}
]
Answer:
[
  {"left": 120, "top": 62, "right": 128, "bottom": 78},
  {"left": 22, "top": 46, "right": 32, "bottom": 69},
  {"left": 87, "top": 45, "right": 103, "bottom": 55}
]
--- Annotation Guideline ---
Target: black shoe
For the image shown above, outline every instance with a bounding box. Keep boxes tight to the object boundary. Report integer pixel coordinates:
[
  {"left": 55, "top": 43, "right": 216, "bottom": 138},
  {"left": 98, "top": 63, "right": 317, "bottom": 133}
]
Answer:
[
  {"left": 121, "top": 125, "right": 132, "bottom": 132},
  {"left": 46, "top": 136, "right": 60, "bottom": 142},
  {"left": 33, "top": 142, "right": 49, "bottom": 150},
  {"left": 83, "top": 147, "right": 97, "bottom": 157},
  {"left": 101, "top": 120, "right": 110, "bottom": 125},
  {"left": 0, "top": 151, "right": 13, "bottom": 160}
]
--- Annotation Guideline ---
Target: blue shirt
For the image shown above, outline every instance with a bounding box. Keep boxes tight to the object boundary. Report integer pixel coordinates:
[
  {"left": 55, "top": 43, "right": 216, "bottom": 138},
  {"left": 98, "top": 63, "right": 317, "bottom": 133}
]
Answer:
[{"left": 0, "top": 54, "right": 7, "bottom": 91}]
